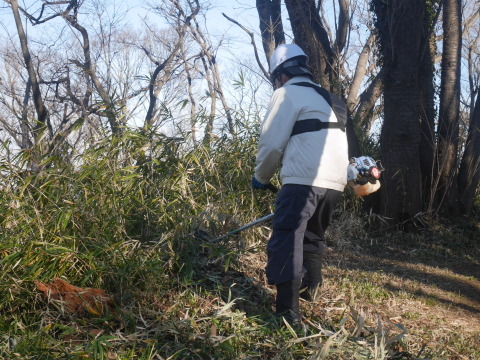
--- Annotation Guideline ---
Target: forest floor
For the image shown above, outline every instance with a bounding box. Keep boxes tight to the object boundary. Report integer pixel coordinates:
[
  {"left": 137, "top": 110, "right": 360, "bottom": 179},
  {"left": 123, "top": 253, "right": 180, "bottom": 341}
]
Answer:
[{"left": 232, "top": 215, "right": 480, "bottom": 359}]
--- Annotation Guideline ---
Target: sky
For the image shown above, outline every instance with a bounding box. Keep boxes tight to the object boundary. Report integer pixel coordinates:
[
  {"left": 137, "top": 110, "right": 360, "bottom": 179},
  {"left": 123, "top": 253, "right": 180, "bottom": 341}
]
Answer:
[
  {"left": 0, "top": 0, "right": 271, "bottom": 77},
  {"left": 0, "top": 0, "right": 275, "bottom": 136}
]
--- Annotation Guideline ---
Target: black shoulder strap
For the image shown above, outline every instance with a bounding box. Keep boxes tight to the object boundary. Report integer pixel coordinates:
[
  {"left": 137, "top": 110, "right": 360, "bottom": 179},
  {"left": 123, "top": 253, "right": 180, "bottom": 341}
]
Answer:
[
  {"left": 291, "top": 119, "right": 344, "bottom": 136},
  {"left": 291, "top": 82, "right": 347, "bottom": 132}
]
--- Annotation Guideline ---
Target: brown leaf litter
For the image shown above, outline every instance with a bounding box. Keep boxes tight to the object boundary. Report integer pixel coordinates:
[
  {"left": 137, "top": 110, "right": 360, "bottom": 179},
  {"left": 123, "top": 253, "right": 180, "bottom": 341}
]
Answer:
[{"left": 35, "top": 278, "right": 115, "bottom": 316}]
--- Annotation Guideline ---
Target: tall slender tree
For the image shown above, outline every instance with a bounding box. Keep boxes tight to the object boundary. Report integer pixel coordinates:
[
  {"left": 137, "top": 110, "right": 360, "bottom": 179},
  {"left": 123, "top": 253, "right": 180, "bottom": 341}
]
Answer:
[
  {"left": 435, "top": 0, "right": 462, "bottom": 216},
  {"left": 8, "top": 0, "right": 49, "bottom": 168}
]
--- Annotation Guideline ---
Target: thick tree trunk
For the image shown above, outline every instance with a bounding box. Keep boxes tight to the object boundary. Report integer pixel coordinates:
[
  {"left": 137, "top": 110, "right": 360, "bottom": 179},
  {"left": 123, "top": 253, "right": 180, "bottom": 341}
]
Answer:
[
  {"left": 436, "top": 0, "right": 462, "bottom": 216},
  {"left": 419, "top": 20, "right": 437, "bottom": 211},
  {"left": 256, "top": 0, "right": 285, "bottom": 65},
  {"left": 376, "top": 0, "right": 426, "bottom": 227},
  {"left": 284, "top": 0, "right": 335, "bottom": 91},
  {"left": 457, "top": 93, "right": 480, "bottom": 214}
]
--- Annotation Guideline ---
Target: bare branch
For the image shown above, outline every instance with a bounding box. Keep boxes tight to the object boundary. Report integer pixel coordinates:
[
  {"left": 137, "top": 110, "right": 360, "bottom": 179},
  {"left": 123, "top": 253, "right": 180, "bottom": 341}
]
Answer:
[
  {"left": 356, "top": 68, "right": 384, "bottom": 132},
  {"left": 463, "top": 6, "right": 480, "bottom": 31},
  {"left": 222, "top": 13, "right": 269, "bottom": 80},
  {"left": 347, "top": 30, "right": 376, "bottom": 112}
]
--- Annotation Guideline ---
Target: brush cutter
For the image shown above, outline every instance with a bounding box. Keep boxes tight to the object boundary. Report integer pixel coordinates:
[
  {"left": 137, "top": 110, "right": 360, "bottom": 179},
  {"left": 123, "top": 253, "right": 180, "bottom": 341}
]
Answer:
[
  {"left": 211, "top": 213, "right": 275, "bottom": 242},
  {"left": 347, "top": 156, "right": 384, "bottom": 197},
  {"left": 211, "top": 183, "right": 278, "bottom": 242}
]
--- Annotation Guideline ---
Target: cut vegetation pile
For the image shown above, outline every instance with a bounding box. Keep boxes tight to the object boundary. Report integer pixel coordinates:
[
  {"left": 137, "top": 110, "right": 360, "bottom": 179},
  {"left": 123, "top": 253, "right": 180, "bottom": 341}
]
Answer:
[{"left": 0, "top": 130, "right": 479, "bottom": 359}]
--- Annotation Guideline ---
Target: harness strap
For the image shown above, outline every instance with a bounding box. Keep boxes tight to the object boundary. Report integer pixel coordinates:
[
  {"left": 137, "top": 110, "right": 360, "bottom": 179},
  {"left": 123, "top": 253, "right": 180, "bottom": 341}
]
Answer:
[
  {"left": 291, "top": 119, "right": 344, "bottom": 136},
  {"left": 291, "top": 82, "right": 347, "bottom": 135}
]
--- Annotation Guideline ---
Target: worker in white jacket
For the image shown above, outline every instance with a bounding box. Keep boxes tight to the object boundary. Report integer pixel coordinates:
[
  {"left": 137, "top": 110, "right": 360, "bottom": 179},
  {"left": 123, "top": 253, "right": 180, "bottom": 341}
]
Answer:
[{"left": 252, "top": 44, "right": 349, "bottom": 329}]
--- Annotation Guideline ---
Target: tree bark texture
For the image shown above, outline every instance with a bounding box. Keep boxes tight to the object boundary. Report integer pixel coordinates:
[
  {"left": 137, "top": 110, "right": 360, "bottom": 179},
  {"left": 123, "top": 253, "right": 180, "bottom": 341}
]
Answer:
[
  {"left": 256, "top": 0, "right": 285, "bottom": 66},
  {"left": 418, "top": 14, "right": 437, "bottom": 210},
  {"left": 457, "top": 93, "right": 480, "bottom": 214},
  {"left": 10, "top": 0, "right": 49, "bottom": 137},
  {"left": 334, "top": 0, "right": 350, "bottom": 55},
  {"left": 375, "top": 0, "right": 426, "bottom": 226},
  {"left": 63, "top": 11, "right": 121, "bottom": 135},
  {"left": 347, "top": 32, "right": 376, "bottom": 113},
  {"left": 356, "top": 68, "right": 384, "bottom": 134},
  {"left": 436, "top": 0, "right": 462, "bottom": 216},
  {"left": 284, "top": 0, "right": 336, "bottom": 91}
]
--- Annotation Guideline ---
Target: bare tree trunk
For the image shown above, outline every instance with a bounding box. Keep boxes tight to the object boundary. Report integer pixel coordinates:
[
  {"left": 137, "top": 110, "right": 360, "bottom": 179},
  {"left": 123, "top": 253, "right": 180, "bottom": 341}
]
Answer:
[
  {"left": 347, "top": 32, "right": 376, "bottom": 113},
  {"left": 144, "top": 65, "right": 173, "bottom": 128},
  {"left": 284, "top": 0, "right": 336, "bottom": 91},
  {"left": 186, "top": 5, "right": 236, "bottom": 142},
  {"left": 255, "top": 0, "right": 285, "bottom": 65},
  {"left": 21, "top": 79, "right": 33, "bottom": 150},
  {"left": 63, "top": 11, "right": 121, "bottom": 135},
  {"left": 457, "top": 92, "right": 480, "bottom": 215},
  {"left": 333, "top": 0, "right": 350, "bottom": 55},
  {"left": 456, "top": 26, "right": 480, "bottom": 215},
  {"left": 356, "top": 68, "right": 384, "bottom": 133},
  {"left": 467, "top": 44, "right": 478, "bottom": 124},
  {"left": 435, "top": 0, "right": 462, "bottom": 216},
  {"left": 10, "top": 0, "right": 49, "bottom": 143},
  {"left": 144, "top": 50, "right": 181, "bottom": 128},
  {"left": 374, "top": 0, "right": 426, "bottom": 228},
  {"left": 200, "top": 52, "right": 217, "bottom": 146},
  {"left": 181, "top": 42, "right": 197, "bottom": 144},
  {"left": 419, "top": 11, "right": 438, "bottom": 211}
]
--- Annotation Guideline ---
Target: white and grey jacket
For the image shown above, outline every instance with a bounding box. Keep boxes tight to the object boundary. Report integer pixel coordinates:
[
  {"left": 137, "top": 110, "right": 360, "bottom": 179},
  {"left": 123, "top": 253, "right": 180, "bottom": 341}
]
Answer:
[{"left": 254, "top": 76, "right": 349, "bottom": 192}]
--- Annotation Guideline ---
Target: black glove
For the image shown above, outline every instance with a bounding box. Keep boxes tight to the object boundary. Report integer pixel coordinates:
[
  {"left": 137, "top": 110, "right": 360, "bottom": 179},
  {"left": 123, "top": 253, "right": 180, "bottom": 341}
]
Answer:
[{"left": 251, "top": 177, "right": 278, "bottom": 193}]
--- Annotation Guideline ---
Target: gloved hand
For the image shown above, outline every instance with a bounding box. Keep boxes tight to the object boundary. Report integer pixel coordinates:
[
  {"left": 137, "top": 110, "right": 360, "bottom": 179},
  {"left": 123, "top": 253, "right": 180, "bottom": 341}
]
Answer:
[
  {"left": 251, "top": 177, "right": 278, "bottom": 193},
  {"left": 251, "top": 177, "right": 268, "bottom": 190}
]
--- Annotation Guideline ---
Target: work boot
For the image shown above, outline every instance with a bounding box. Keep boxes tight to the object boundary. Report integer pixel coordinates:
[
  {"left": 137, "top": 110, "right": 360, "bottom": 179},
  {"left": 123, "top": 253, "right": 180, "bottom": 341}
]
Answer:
[
  {"left": 275, "top": 279, "right": 306, "bottom": 334},
  {"left": 300, "top": 282, "right": 321, "bottom": 301},
  {"left": 300, "top": 251, "right": 323, "bottom": 301}
]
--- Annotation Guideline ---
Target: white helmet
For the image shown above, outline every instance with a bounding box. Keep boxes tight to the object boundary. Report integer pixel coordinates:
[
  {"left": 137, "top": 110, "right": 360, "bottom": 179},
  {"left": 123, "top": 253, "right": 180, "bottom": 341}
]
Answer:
[{"left": 269, "top": 44, "right": 312, "bottom": 83}]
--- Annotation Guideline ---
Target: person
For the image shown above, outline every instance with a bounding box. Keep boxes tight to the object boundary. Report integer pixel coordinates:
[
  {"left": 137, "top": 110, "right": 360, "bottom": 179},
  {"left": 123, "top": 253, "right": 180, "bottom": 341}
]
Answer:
[{"left": 251, "top": 43, "right": 349, "bottom": 329}]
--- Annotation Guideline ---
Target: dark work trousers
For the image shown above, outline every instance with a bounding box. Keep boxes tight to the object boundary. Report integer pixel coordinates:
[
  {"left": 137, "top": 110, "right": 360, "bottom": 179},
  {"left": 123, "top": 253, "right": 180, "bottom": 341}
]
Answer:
[{"left": 266, "top": 184, "right": 341, "bottom": 285}]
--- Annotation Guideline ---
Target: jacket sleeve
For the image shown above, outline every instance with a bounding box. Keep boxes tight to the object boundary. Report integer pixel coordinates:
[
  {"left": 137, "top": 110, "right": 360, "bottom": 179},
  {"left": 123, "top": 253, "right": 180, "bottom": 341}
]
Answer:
[{"left": 254, "top": 88, "right": 299, "bottom": 184}]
